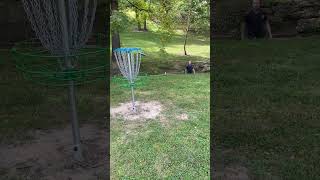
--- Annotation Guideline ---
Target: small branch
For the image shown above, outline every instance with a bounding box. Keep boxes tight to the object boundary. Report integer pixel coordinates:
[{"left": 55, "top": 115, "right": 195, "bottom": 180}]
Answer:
[{"left": 126, "top": 0, "right": 150, "bottom": 12}]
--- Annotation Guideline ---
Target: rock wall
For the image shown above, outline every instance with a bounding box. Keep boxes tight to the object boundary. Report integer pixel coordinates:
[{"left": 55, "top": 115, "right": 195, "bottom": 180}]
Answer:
[
  {"left": 263, "top": 0, "right": 320, "bottom": 34},
  {"left": 214, "top": 0, "right": 320, "bottom": 37}
]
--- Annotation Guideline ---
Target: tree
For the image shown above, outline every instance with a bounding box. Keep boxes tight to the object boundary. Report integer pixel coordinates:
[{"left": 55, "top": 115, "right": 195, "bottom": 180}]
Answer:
[
  {"left": 152, "top": 0, "right": 178, "bottom": 53},
  {"left": 183, "top": 0, "right": 192, "bottom": 55},
  {"left": 124, "top": 0, "right": 150, "bottom": 31},
  {"left": 111, "top": 0, "right": 120, "bottom": 61},
  {"left": 180, "top": 0, "right": 210, "bottom": 55}
]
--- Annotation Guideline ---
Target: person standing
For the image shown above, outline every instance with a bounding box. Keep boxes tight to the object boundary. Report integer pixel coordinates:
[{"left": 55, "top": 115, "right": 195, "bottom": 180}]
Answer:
[{"left": 241, "top": 0, "right": 272, "bottom": 39}]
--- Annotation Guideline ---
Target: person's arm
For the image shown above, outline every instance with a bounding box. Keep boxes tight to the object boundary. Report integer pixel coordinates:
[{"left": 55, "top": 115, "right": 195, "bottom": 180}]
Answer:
[
  {"left": 241, "top": 13, "right": 249, "bottom": 40},
  {"left": 266, "top": 20, "right": 272, "bottom": 39},
  {"left": 241, "top": 22, "right": 246, "bottom": 40},
  {"left": 262, "top": 11, "right": 272, "bottom": 39}
]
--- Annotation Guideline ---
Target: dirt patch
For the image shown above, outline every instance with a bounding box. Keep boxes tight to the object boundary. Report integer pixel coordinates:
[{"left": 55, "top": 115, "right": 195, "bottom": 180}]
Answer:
[
  {"left": 214, "top": 165, "right": 250, "bottom": 180},
  {"left": 176, "top": 113, "right": 188, "bottom": 121},
  {"left": 0, "top": 124, "right": 107, "bottom": 180},
  {"left": 111, "top": 101, "right": 162, "bottom": 121}
]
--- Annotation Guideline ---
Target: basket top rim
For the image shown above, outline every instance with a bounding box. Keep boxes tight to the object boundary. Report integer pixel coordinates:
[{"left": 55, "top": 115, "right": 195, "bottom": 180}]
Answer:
[{"left": 114, "top": 47, "right": 142, "bottom": 53}]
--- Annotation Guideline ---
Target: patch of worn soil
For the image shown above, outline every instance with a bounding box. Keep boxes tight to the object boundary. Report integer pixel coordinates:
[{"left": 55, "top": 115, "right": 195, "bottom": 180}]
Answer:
[
  {"left": 0, "top": 124, "right": 107, "bottom": 180},
  {"left": 214, "top": 165, "right": 250, "bottom": 180},
  {"left": 176, "top": 113, "right": 188, "bottom": 121},
  {"left": 111, "top": 101, "right": 162, "bottom": 121}
]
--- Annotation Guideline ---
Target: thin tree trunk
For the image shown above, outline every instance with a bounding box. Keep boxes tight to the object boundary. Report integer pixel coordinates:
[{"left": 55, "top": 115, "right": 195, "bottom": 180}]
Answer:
[
  {"left": 143, "top": 0, "right": 149, "bottom": 31},
  {"left": 143, "top": 18, "right": 147, "bottom": 31},
  {"left": 136, "top": 10, "right": 142, "bottom": 31},
  {"left": 184, "top": 0, "right": 192, "bottom": 56},
  {"left": 112, "top": 0, "right": 120, "bottom": 61},
  {"left": 183, "top": 27, "right": 190, "bottom": 55}
]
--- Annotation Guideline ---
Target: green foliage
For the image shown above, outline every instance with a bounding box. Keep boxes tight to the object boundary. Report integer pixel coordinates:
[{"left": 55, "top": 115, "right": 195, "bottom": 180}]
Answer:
[
  {"left": 110, "top": 10, "right": 134, "bottom": 33},
  {"left": 179, "top": 0, "right": 210, "bottom": 35},
  {"left": 120, "top": 0, "right": 150, "bottom": 29},
  {"left": 115, "top": 0, "right": 209, "bottom": 52},
  {"left": 151, "top": 0, "right": 179, "bottom": 53}
]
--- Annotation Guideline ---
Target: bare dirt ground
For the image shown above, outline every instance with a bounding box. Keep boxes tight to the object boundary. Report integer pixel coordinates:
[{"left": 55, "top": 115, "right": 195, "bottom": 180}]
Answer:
[
  {"left": 213, "top": 166, "right": 250, "bottom": 180},
  {"left": 111, "top": 101, "right": 162, "bottom": 121},
  {"left": 0, "top": 124, "right": 107, "bottom": 180}
]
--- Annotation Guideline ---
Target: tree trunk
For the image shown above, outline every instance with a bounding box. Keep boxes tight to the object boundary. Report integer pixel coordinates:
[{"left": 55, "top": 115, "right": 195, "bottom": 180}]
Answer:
[
  {"left": 143, "top": 0, "right": 149, "bottom": 31},
  {"left": 136, "top": 11, "right": 142, "bottom": 31},
  {"left": 183, "top": 0, "right": 192, "bottom": 56},
  {"left": 183, "top": 30, "right": 189, "bottom": 55},
  {"left": 143, "top": 18, "right": 147, "bottom": 31},
  {"left": 210, "top": 0, "right": 215, "bottom": 40},
  {"left": 111, "top": 0, "right": 120, "bottom": 61}
]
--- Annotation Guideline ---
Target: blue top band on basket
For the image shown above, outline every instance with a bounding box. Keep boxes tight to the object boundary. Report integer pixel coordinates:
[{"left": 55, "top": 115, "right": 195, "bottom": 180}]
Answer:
[
  {"left": 113, "top": 47, "right": 146, "bottom": 56},
  {"left": 114, "top": 47, "right": 142, "bottom": 53}
]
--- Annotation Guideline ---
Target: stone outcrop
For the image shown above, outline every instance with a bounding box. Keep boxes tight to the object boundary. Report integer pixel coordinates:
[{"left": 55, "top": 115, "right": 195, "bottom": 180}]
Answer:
[
  {"left": 111, "top": 60, "right": 210, "bottom": 75},
  {"left": 214, "top": 0, "right": 320, "bottom": 37},
  {"left": 263, "top": 0, "right": 320, "bottom": 34},
  {"left": 194, "top": 61, "right": 210, "bottom": 73},
  {"left": 297, "top": 18, "right": 320, "bottom": 33}
]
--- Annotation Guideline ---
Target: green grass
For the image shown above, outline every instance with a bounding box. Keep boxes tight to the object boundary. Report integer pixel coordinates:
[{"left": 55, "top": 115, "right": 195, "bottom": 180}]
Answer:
[
  {"left": 118, "top": 31, "right": 209, "bottom": 74},
  {"left": 0, "top": 49, "right": 107, "bottom": 143},
  {"left": 214, "top": 37, "right": 320, "bottom": 179},
  {"left": 111, "top": 74, "right": 210, "bottom": 179},
  {"left": 121, "top": 31, "right": 209, "bottom": 59}
]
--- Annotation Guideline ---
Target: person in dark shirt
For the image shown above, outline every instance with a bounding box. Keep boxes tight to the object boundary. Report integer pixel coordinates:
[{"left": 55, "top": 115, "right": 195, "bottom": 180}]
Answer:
[
  {"left": 241, "top": 0, "right": 272, "bottom": 39},
  {"left": 185, "top": 60, "right": 195, "bottom": 74}
]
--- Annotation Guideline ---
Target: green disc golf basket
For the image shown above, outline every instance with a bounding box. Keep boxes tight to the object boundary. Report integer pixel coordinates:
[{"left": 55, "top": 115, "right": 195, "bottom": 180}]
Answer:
[
  {"left": 12, "top": 0, "right": 107, "bottom": 162},
  {"left": 11, "top": 36, "right": 107, "bottom": 86}
]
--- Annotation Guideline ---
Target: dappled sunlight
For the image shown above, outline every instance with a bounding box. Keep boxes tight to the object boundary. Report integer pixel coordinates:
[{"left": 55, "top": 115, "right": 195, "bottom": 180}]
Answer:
[{"left": 121, "top": 31, "right": 210, "bottom": 60}]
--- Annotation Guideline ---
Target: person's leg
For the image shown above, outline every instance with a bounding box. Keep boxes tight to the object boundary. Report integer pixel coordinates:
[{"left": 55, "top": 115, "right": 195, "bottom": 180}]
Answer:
[
  {"left": 247, "top": 29, "right": 255, "bottom": 39},
  {"left": 256, "top": 29, "right": 265, "bottom": 38}
]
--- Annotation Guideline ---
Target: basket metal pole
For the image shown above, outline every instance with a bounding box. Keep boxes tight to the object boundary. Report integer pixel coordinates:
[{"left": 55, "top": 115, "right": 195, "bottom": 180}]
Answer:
[
  {"left": 131, "top": 84, "right": 136, "bottom": 111},
  {"left": 127, "top": 53, "right": 136, "bottom": 112},
  {"left": 58, "top": 0, "right": 83, "bottom": 161}
]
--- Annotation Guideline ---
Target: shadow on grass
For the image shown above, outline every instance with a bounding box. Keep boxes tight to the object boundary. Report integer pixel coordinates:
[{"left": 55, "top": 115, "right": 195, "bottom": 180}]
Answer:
[{"left": 213, "top": 36, "right": 320, "bottom": 179}]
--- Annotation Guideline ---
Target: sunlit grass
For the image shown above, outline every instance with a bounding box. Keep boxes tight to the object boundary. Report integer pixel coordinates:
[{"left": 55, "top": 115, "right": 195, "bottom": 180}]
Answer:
[
  {"left": 120, "top": 31, "right": 210, "bottom": 60},
  {"left": 111, "top": 73, "right": 210, "bottom": 179}
]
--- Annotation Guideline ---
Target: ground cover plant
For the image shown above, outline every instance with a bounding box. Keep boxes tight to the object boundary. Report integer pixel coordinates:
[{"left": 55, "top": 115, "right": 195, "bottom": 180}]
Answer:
[{"left": 213, "top": 37, "right": 320, "bottom": 179}]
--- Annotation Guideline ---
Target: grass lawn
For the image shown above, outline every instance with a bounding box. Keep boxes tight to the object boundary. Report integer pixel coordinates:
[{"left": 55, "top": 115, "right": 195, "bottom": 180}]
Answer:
[
  {"left": 110, "top": 73, "right": 210, "bottom": 179},
  {"left": 118, "top": 31, "right": 210, "bottom": 74},
  {"left": 214, "top": 37, "right": 320, "bottom": 179}
]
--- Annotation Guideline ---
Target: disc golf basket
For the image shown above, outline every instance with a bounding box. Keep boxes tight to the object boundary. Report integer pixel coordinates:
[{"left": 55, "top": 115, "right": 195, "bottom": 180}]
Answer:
[
  {"left": 113, "top": 48, "right": 144, "bottom": 112},
  {"left": 11, "top": 0, "right": 107, "bottom": 161}
]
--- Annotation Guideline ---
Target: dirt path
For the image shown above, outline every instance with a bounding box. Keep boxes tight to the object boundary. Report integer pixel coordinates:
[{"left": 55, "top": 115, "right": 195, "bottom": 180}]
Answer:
[{"left": 0, "top": 124, "right": 107, "bottom": 180}]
